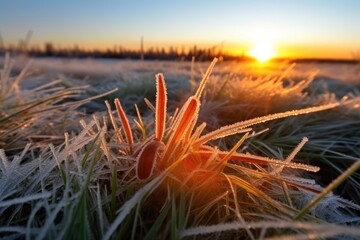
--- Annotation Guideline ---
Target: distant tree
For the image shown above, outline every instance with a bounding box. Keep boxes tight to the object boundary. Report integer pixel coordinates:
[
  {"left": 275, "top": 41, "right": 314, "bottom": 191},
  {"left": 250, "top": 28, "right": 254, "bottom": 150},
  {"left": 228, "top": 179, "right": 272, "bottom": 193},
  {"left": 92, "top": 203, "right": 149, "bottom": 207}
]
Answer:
[{"left": 45, "top": 42, "right": 54, "bottom": 56}]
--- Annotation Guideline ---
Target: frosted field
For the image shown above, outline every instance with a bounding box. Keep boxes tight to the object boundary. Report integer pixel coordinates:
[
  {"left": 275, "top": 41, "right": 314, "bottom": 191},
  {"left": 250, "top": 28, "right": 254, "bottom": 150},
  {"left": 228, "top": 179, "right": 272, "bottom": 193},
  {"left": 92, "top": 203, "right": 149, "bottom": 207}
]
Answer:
[
  {"left": 1, "top": 56, "right": 360, "bottom": 239},
  {"left": 8, "top": 56, "right": 360, "bottom": 112},
  {"left": 7, "top": 57, "right": 360, "bottom": 126},
  {"left": 10, "top": 56, "right": 360, "bottom": 85}
]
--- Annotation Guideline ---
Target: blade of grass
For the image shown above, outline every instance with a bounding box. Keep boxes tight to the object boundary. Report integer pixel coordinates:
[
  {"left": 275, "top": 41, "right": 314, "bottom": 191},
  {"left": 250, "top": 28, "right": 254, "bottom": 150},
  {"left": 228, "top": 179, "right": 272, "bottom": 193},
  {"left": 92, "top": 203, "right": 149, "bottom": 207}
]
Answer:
[
  {"left": 81, "top": 133, "right": 101, "bottom": 168},
  {"left": 110, "top": 161, "right": 118, "bottom": 221},
  {"left": 194, "top": 58, "right": 218, "bottom": 100},
  {"left": 155, "top": 73, "right": 167, "bottom": 141},
  {"left": 143, "top": 201, "right": 171, "bottom": 240},
  {"left": 103, "top": 173, "right": 166, "bottom": 240},
  {"left": 65, "top": 135, "right": 101, "bottom": 239},
  {"left": 171, "top": 195, "right": 177, "bottom": 240},
  {"left": 96, "top": 184, "right": 104, "bottom": 238},
  {"left": 227, "top": 174, "right": 291, "bottom": 216},
  {"left": 178, "top": 191, "right": 186, "bottom": 232},
  {"left": 49, "top": 144, "right": 67, "bottom": 185},
  {"left": 114, "top": 98, "right": 133, "bottom": 146}
]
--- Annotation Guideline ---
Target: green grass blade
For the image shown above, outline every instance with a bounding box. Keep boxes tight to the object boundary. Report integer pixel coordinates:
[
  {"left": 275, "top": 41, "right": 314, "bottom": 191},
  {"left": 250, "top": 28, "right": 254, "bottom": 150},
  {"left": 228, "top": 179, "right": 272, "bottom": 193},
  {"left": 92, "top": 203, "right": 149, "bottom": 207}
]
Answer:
[
  {"left": 110, "top": 161, "right": 118, "bottom": 221},
  {"left": 143, "top": 202, "right": 171, "bottom": 240},
  {"left": 64, "top": 135, "right": 101, "bottom": 239},
  {"left": 171, "top": 195, "right": 177, "bottom": 240},
  {"left": 78, "top": 193, "right": 90, "bottom": 240},
  {"left": 81, "top": 133, "right": 101, "bottom": 169},
  {"left": 178, "top": 191, "right": 186, "bottom": 231}
]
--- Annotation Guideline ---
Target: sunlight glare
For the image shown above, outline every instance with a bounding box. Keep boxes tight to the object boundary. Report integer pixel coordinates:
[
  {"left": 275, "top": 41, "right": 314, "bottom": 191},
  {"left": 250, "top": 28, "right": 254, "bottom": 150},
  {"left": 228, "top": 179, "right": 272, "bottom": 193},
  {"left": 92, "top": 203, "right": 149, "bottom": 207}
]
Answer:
[{"left": 249, "top": 42, "right": 275, "bottom": 62}]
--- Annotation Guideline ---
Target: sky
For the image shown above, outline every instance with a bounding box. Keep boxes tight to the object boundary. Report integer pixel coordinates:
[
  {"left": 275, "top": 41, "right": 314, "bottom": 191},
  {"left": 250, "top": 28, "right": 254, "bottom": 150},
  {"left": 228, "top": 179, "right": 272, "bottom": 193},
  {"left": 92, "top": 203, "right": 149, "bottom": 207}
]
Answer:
[{"left": 1, "top": 0, "right": 360, "bottom": 59}]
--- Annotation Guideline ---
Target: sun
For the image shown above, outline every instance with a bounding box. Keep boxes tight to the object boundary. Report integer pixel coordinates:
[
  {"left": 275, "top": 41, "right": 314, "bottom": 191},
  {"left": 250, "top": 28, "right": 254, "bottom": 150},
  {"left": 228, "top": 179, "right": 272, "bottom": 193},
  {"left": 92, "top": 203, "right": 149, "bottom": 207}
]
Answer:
[{"left": 249, "top": 42, "right": 276, "bottom": 62}]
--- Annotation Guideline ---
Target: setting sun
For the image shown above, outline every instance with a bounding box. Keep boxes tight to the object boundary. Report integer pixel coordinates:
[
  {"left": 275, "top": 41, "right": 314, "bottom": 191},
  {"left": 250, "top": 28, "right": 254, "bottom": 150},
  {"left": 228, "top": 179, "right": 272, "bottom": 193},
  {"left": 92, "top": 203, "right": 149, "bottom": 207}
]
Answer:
[{"left": 249, "top": 42, "right": 276, "bottom": 62}]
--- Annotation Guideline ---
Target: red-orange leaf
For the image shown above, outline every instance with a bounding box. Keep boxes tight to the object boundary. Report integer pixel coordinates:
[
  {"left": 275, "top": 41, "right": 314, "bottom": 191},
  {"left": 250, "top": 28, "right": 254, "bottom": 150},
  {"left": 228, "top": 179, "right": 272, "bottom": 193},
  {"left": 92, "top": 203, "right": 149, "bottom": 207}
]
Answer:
[
  {"left": 114, "top": 98, "right": 133, "bottom": 146},
  {"left": 162, "top": 97, "right": 199, "bottom": 163},
  {"left": 136, "top": 139, "right": 162, "bottom": 180},
  {"left": 171, "top": 97, "right": 199, "bottom": 146},
  {"left": 155, "top": 73, "right": 167, "bottom": 140}
]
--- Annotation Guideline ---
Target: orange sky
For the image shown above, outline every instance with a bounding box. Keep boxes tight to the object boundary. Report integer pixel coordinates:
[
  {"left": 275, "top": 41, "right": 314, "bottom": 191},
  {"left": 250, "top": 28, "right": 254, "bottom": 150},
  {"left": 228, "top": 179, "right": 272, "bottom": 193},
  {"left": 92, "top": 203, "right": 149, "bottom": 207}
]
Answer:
[{"left": 1, "top": 1, "right": 360, "bottom": 59}]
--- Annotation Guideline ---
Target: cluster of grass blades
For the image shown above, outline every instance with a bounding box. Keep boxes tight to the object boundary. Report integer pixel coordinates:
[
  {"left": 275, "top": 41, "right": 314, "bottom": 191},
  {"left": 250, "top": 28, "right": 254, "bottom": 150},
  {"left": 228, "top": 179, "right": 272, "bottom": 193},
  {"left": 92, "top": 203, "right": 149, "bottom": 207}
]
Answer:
[
  {"left": 196, "top": 60, "right": 360, "bottom": 205},
  {"left": 245, "top": 104, "right": 360, "bottom": 204},
  {"left": 0, "top": 53, "right": 116, "bottom": 152},
  {"left": 1, "top": 57, "right": 360, "bottom": 239},
  {"left": 100, "top": 58, "right": 360, "bottom": 239},
  {"left": 197, "top": 63, "right": 346, "bottom": 127}
]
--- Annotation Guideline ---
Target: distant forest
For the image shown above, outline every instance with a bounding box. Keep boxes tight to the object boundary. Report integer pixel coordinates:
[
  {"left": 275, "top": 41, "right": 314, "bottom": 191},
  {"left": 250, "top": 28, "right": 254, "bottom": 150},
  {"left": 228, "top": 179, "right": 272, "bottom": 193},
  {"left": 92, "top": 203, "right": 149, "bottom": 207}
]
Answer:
[
  {"left": 0, "top": 39, "right": 253, "bottom": 61},
  {"left": 0, "top": 36, "right": 357, "bottom": 63}
]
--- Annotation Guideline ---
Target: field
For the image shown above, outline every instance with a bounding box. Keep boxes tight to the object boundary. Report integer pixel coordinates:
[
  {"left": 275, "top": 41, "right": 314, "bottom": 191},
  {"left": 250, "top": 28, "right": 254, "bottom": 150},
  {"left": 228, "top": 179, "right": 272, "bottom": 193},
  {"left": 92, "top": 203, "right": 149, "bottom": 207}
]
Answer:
[{"left": 1, "top": 54, "right": 360, "bottom": 239}]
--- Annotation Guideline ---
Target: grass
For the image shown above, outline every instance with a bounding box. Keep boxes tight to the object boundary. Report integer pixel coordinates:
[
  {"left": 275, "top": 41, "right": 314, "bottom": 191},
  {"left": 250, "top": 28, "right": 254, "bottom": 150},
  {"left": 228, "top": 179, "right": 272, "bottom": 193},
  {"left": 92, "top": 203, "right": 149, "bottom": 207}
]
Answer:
[
  {"left": 0, "top": 55, "right": 360, "bottom": 239},
  {"left": 0, "top": 53, "right": 117, "bottom": 153}
]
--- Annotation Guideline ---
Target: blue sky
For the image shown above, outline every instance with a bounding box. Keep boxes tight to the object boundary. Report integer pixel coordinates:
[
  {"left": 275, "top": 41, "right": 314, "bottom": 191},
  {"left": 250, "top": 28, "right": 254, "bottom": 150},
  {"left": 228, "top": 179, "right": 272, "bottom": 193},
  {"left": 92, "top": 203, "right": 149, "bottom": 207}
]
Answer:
[{"left": 1, "top": 0, "right": 360, "bottom": 58}]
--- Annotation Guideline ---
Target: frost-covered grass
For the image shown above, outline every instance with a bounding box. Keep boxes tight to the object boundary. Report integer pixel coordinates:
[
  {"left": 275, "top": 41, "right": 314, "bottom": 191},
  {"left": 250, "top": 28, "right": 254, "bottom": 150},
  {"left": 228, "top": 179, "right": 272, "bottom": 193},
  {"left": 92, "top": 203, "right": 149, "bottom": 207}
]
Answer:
[{"left": 0, "top": 55, "right": 360, "bottom": 239}]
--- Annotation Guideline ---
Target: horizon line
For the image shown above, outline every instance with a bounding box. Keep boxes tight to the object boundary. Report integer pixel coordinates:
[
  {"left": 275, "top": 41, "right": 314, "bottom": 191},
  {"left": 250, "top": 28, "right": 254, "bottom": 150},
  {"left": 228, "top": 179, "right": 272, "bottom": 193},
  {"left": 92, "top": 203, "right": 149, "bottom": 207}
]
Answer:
[{"left": 1, "top": 40, "right": 358, "bottom": 61}]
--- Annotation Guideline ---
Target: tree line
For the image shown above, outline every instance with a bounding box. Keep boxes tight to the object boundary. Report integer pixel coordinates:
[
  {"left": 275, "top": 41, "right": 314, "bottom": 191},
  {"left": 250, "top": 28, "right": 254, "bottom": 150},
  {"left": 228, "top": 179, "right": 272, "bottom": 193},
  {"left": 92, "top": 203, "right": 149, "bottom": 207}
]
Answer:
[{"left": 0, "top": 41, "right": 253, "bottom": 61}]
